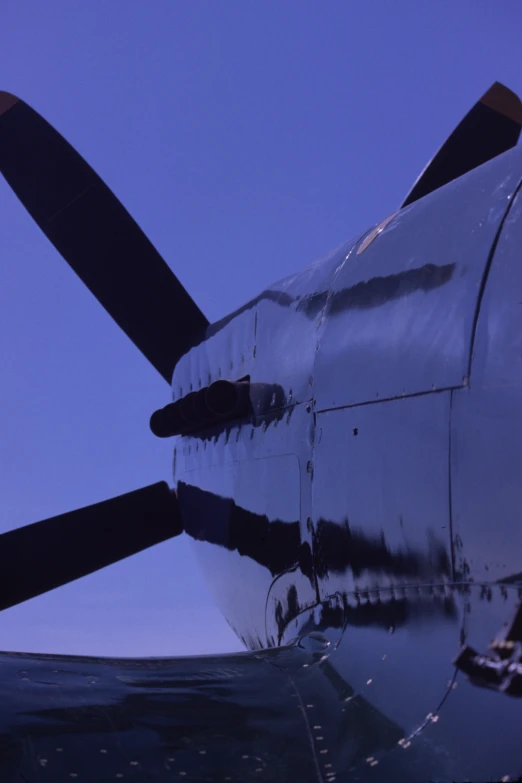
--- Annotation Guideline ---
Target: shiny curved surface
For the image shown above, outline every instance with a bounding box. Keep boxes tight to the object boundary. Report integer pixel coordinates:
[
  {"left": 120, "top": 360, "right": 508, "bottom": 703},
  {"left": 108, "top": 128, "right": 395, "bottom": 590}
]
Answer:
[
  {"left": 314, "top": 145, "right": 522, "bottom": 409},
  {"left": 450, "top": 183, "right": 522, "bottom": 584},
  {"left": 0, "top": 646, "right": 316, "bottom": 782},
  {"left": 168, "top": 143, "right": 522, "bottom": 780},
  {"left": 5, "top": 96, "right": 522, "bottom": 781},
  {"left": 3, "top": 583, "right": 522, "bottom": 781}
]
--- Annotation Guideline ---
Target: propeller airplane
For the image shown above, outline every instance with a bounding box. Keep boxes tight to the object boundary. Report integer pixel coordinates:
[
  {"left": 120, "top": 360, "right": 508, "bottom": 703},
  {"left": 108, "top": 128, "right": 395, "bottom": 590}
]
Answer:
[{"left": 1, "top": 81, "right": 522, "bottom": 782}]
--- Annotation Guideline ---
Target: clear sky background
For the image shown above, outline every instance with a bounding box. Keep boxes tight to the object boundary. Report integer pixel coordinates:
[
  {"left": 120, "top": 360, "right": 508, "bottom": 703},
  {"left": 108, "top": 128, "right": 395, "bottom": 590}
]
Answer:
[{"left": 0, "top": 1, "right": 521, "bottom": 658}]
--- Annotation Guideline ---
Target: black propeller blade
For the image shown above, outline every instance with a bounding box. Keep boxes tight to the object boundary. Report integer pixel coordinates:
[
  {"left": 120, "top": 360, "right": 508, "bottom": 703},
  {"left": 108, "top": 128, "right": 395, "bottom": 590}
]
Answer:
[
  {"left": 0, "top": 482, "right": 182, "bottom": 611},
  {"left": 401, "top": 82, "right": 522, "bottom": 208},
  {"left": 0, "top": 92, "right": 208, "bottom": 383}
]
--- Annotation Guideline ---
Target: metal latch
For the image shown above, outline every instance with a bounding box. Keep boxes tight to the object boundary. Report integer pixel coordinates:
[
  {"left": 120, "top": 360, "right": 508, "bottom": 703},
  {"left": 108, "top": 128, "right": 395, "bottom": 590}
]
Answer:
[{"left": 454, "top": 599, "right": 522, "bottom": 697}]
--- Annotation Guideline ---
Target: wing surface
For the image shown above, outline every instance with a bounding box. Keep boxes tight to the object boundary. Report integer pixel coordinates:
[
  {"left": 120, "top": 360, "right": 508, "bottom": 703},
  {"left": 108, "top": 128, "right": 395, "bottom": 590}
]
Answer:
[{"left": 0, "top": 643, "right": 410, "bottom": 782}]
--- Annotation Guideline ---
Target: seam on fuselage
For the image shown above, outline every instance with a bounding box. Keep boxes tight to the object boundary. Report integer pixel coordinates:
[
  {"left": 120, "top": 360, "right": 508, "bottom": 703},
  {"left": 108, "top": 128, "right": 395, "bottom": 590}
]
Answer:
[{"left": 467, "top": 175, "right": 522, "bottom": 383}]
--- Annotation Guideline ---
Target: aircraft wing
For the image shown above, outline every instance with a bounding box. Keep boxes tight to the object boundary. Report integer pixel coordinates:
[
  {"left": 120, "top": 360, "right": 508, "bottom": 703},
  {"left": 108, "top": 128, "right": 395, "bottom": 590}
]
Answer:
[{"left": 0, "top": 642, "right": 434, "bottom": 783}]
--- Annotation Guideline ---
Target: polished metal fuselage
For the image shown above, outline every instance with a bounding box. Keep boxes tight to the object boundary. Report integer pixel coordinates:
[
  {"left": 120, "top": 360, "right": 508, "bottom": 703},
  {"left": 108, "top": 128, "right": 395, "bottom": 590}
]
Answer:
[{"left": 172, "top": 143, "right": 522, "bottom": 780}]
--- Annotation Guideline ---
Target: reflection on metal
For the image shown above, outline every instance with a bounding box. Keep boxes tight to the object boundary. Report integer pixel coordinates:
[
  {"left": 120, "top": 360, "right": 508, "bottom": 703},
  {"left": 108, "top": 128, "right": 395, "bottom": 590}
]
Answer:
[
  {"left": 0, "top": 647, "right": 319, "bottom": 782},
  {"left": 356, "top": 212, "right": 398, "bottom": 255},
  {"left": 455, "top": 644, "right": 522, "bottom": 697},
  {"left": 5, "top": 583, "right": 522, "bottom": 780},
  {"left": 171, "top": 143, "right": 522, "bottom": 781},
  {"left": 3, "top": 84, "right": 522, "bottom": 780},
  {"left": 315, "top": 145, "right": 522, "bottom": 409},
  {"left": 450, "top": 185, "right": 522, "bottom": 585},
  {"left": 455, "top": 597, "right": 522, "bottom": 697}
]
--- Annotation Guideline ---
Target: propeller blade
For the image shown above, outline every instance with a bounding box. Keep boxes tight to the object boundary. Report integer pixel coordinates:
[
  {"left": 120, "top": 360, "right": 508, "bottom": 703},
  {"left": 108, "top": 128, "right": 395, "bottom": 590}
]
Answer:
[
  {"left": 0, "top": 482, "right": 182, "bottom": 611},
  {"left": 0, "top": 93, "right": 208, "bottom": 383},
  {"left": 401, "top": 82, "right": 522, "bottom": 208}
]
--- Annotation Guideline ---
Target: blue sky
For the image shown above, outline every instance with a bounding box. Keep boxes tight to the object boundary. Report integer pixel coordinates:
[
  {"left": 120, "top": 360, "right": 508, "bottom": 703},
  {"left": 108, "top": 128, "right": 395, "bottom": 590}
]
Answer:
[{"left": 0, "top": 1, "right": 521, "bottom": 657}]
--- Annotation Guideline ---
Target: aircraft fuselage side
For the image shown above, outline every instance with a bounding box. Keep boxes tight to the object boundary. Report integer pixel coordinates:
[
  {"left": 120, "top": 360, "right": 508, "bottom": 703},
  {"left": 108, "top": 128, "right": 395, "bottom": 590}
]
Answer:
[{"left": 172, "top": 143, "right": 522, "bottom": 779}]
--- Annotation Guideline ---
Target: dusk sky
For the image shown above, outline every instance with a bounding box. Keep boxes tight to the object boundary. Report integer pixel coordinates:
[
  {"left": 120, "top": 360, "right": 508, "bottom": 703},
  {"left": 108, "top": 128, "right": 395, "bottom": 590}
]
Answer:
[{"left": 1, "top": 2, "right": 521, "bottom": 657}]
